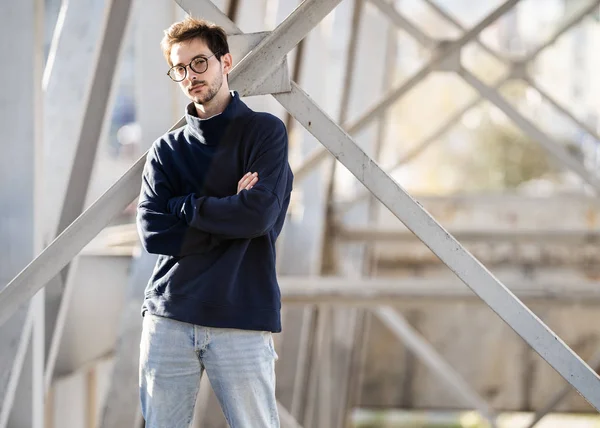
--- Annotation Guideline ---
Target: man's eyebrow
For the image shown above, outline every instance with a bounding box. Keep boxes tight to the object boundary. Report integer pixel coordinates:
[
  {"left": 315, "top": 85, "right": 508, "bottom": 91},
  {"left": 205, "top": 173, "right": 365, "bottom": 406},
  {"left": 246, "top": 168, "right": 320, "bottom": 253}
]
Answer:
[{"left": 173, "top": 53, "right": 211, "bottom": 67}]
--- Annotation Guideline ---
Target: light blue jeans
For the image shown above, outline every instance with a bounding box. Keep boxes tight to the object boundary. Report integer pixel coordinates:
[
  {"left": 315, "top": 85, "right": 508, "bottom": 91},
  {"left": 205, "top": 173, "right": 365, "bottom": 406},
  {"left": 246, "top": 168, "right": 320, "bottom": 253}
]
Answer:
[{"left": 139, "top": 313, "right": 280, "bottom": 428}]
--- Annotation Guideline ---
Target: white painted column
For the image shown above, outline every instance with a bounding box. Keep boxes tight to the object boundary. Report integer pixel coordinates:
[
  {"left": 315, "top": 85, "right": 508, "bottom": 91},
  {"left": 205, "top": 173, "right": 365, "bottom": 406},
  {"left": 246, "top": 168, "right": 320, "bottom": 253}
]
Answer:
[
  {"left": 278, "top": 5, "right": 340, "bottom": 427},
  {"left": 43, "top": 0, "right": 108, "bottom": 240},
  {"left": 232, "top": 0, "right": 277, "bottom": 114},
  {"left": 135, "top": 0, "right": 183, "bottom": 149},
  {"left": 41, "top": 0, "right": 108, "bottom": 388},
  {"left": 0, "top": 1, "right": 44, "bottom": 428},
  {"left": 99, "top": 3, "right": 183, "bottom": 426}
]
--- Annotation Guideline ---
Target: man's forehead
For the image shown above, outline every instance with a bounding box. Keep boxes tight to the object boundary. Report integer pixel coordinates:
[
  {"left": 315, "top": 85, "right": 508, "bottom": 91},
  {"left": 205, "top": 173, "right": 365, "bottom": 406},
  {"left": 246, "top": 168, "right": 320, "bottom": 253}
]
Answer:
[{"left": 171, "top": 39, "right": 212, "bottom": 63}]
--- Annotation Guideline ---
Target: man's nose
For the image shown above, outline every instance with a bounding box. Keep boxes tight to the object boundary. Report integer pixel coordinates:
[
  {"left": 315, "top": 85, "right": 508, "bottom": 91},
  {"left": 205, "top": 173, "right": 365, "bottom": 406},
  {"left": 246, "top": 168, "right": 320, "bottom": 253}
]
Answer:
[{"left": 188, "top": 66, "right": 200, "bottom": 80}]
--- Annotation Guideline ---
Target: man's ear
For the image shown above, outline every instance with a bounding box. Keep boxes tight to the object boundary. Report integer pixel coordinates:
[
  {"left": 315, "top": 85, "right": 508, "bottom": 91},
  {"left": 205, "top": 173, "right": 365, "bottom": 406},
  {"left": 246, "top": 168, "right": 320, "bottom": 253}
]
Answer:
[{"left": 221, "top": 52, "right": 233, "bottom": 74}]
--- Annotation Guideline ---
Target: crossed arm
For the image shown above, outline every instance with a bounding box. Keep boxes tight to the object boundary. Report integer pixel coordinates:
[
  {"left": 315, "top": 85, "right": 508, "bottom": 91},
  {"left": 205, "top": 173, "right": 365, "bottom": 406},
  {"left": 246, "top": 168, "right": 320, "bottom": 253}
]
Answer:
[{"left": 136, "top": 119, "right": 289, "bottom": 256}]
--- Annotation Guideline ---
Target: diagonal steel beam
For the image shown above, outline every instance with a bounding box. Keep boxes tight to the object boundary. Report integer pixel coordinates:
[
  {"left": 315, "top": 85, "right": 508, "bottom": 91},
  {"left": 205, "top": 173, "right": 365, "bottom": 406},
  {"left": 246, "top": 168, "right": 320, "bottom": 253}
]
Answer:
[
  {"left": 0, "top": 0, "right": 337, "bottom": 326},
  {"left": 273, "top": 81, "right": 600, "bottom": 409},
  {"left": 3, "top": 0, "right": 600, "bottom": 416},
  {"left": 43, "top": 0, "right": 135, "bottom": 390},
  {"left": 375, "top": 307, "right": 497, "bottom": 426},
  {"left": 0, "top": 311, "right": 34, "bottom": 428},
  {"left": 420, "top": 0, "right": 510, "bottom": 61},
  {"left": 345, "top": 0, "right": 519, "bottom": 135},
  {"left": 227, "top": 0, "right": 343, "bottom": 95},
  {"left": 368, "top": 0, "right": 434, "bottom": 48},
  {"left": 176, "top": 0, "right": 242, "bottom": 34},
  {"left": 459, "top": 67, "right": 600, "bottom": 192},
  {"left": 0, "top": 0, "right": 44, "bottom": 424},
  {"left": 524, "top": 75, "right": 600, "bottom": 146},
  {"left": 385, "top": 0, "right": 600, "bottom": 192},
  {"left": 338, "top": 0, "right": 600, "bottom": 212},
  {"left": 525, "top": 349, "right": 600, "bottom": 428},
  {"left": 0, "top": 154, "right": 145, "bottom": 327},
  {"left": 291, "top": 0, "right": 520, "bottom": 180}
]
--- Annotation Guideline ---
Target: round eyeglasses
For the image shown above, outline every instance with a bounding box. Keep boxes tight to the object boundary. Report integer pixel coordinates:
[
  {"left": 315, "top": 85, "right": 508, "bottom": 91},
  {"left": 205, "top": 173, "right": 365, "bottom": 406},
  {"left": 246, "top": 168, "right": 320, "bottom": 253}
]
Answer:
[{"left": 167, "top": 53, "right": 218, "bottom": 82}]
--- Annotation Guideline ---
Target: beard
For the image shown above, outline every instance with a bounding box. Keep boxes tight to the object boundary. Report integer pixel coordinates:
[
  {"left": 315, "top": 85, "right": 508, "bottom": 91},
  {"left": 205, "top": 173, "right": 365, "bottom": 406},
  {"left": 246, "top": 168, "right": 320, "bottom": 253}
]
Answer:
[{"left": 188, "top": 74, "right": 223, "bottom": 105}]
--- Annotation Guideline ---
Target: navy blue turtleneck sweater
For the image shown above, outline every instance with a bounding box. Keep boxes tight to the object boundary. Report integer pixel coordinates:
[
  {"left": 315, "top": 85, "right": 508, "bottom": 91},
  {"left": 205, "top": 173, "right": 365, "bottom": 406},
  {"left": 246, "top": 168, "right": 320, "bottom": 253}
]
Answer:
[{"left": 136, "top": 92, "right": 293, "bottom": 332}]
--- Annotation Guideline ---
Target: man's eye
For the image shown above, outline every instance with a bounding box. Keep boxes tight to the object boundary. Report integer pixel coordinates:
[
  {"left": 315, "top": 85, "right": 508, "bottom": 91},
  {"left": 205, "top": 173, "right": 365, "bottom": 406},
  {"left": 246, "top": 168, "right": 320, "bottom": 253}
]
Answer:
[{"left": 192, "top": 58, "right": 207, "bottom": 65}]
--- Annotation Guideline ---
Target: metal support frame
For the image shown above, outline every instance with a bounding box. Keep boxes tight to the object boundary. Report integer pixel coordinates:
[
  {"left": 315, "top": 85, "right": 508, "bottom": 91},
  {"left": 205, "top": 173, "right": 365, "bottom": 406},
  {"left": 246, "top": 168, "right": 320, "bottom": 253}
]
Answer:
[
  {"left": 459, "top": 67, "right": 600, "bottom": 192},
  {"left": 274, "top": 80, "right": 600, "bottom": 408},
  {"left": 0, "top": 0, "right": 44, "bottom": 426},
  {"left": 0, "top": 313, "right": 35, "bottom": 428},
  {"left": 525, "top": 349, "right": 600, "bottom": 427},
  {"left": 317, "top": 1, "right": 371, "bottom": 426},
  {"left": 43, "top": 0, "right": 135, "bottom": 394},
  {"left": 368, "top": 0, "right": 434, "bottom": 48},
  {"left": 278, "top": 276, "right": 600, "bottom": 305},
  {"left": 420, "top": 0, "right": 509, "bottom": 62},
  {"left": 3, "top": 0, "right": 600, "bottom": 421},
  {"left": 336, "top": 226, "right": 600, "bottom": 244},
  {"left": 375, "top": 307, "right": 497, "bottom": 425},
  {"left": 339, "top": 0, "right": 600, "bottom": 212},
  {"left": 291, "top": 0, "right": 521, "bottom": 179},
  {"left": 524, "top": 74, "right": 600, "bottom": 146}
]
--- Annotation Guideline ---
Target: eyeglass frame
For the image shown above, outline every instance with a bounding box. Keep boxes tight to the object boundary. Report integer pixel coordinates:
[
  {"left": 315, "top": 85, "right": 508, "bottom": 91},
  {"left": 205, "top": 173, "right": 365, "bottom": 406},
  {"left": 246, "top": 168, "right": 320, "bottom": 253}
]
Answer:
[{"left": 166, "top": 52, "right": 220, "bottom": 82}]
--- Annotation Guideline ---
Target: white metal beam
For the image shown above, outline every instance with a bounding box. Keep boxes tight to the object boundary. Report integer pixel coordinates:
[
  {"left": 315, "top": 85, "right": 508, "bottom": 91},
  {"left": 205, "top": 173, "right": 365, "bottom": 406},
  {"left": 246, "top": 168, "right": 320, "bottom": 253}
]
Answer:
[
  {"left": 0, "top": 155, "right": 145, "bottom": 328},
  {"left": 227, "top": 0, "right": 343, "bottom": 95},
  {"left": 3, "top": 0, "right": 600, "bottom": 417},
  {"left": 524, "top": 74, "right": 600, "bottom": 146},
  {"left": 43, "top": 0, "right": 133, "bottom": 394},
  {"left": 459, "top": 67, "right": 600, "bottom": 192},
  {"left": 176, "top": 0, "right": 242, "bottom": 34},
  {"left": 338, "top": 0, "right": 600, "bottom": 212},
  {"left": 368, "top": 0, "right": 433, "bottom": 48},
  {"left": 371, "top": 0, "right": 600, "bottom": 193},
  {"left": 54, "top": 0, "right": 134, "bottom": 241},
  {"left": 99, "top": 1, "right": 181, "bottom": 424},
  {"left": 42, "top": 0, "right": 107, "bottom": 244},
  {"left": 273, "top": 81, "right": 600, "bottom": 409},
  {"left": 375, "top": 307, "right": 497, "bottom": 426},
  {"left": 31, "top": 291, "right": 44, "bottom": 428},
  {"left": 420, "top": 0, "right": 509, "bottom": 61},
  {"left": 0, "top": 313, "right": 34, "bottom": 428},
  {"left": 336, "top": 226, "right": 600, "bottom": 244},
  {"left": 525, "top": 349, "right": 600, "bottom": 428},
  {"left": 278, "top": 276, "right": 600, "bottom": 305},
  {"left": 278, "top": 401, "right": 304, "bottom": 428},
  {"left": 291, "top": 0, "right": 521, "bottom": 180},
  {"left": 0, "top": 0, "right": 43, "bottom": 425},
  {"left": 98, "top": 253, "right": 155, "bottom": 428},
  {"left": 0, "top": 0, "right": 338, "bottom": 328}
]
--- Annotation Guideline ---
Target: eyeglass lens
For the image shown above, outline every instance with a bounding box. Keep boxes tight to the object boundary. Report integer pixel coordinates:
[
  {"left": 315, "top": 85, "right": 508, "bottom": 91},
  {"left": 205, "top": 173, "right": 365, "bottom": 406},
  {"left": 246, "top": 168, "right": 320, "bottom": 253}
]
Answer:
[{"left": 169, "top": 57, "right": 209, "bottom": 81}]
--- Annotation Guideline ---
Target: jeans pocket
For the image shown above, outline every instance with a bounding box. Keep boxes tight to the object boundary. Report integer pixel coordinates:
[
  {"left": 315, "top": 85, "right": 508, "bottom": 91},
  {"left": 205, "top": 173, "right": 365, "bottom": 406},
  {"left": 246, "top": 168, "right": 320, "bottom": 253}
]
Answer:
[{"left": 263, "top": 332, "right": 279, "bottom": 361}]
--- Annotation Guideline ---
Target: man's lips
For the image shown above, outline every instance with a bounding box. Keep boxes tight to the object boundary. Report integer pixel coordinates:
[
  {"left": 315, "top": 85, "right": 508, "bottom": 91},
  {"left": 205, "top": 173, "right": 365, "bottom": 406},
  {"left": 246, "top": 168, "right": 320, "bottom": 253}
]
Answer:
[{"left": 189, "top": 84, "right": 206, "bottom": 92}]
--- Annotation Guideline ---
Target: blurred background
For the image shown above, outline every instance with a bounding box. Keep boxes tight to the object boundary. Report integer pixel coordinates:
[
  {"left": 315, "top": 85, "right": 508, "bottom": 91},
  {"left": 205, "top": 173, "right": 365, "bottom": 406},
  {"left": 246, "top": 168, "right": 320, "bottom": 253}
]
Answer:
[{"left": 1, "top": 0, "right": 600, "bottom": 427}]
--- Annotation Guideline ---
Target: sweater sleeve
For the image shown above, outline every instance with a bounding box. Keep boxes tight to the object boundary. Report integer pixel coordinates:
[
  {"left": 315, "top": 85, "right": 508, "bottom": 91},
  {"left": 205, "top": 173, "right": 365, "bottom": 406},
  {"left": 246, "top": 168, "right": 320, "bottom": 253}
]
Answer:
[
  {"left": 136, "top": 142, "right": 220, "bottom": 256},
  {"left": 169, "top": 116, "right": 291, "bottom": 240}
]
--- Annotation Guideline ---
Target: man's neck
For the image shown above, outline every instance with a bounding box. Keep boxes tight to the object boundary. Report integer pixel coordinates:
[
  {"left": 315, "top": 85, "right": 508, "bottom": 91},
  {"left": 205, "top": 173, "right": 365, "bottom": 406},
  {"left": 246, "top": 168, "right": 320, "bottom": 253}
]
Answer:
[{"left": 194, "top": 90, "right": 232, "bottom": 119}]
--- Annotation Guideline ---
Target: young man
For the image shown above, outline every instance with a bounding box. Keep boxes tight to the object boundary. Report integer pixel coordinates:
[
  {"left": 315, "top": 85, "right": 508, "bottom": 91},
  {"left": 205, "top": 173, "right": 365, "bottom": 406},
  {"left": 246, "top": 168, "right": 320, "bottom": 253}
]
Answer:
[{"left": 136, "top": 16, "right": 293, "bottom": 428}]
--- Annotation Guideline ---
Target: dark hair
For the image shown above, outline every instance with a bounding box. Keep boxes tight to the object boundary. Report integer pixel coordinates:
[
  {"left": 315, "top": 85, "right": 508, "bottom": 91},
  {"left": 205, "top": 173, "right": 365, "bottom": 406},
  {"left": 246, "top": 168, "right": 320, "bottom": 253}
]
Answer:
[{"left": 161, "top": 17, "right": 229, "bottom": 66}]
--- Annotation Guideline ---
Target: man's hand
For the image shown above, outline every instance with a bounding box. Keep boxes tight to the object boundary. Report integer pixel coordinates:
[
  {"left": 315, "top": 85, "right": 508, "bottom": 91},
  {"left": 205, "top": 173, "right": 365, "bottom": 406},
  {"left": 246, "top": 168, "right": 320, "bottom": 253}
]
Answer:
[{"left": 237, "top": 172, "right": 258, "bottom": 194}]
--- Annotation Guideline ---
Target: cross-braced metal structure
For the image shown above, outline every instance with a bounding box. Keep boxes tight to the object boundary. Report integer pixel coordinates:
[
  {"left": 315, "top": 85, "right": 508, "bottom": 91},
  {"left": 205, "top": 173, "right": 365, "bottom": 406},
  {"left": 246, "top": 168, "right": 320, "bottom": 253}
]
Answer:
[{"left": 1, "top": 0, "right": 600, "bottom": 427}]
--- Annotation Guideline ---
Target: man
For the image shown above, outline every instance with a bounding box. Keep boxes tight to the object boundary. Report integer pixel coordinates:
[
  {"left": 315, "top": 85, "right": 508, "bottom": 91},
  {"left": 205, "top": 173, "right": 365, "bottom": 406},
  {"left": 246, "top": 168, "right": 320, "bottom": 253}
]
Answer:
[{"left": 136, "top": 16, "right": 293, "bottom": 428}]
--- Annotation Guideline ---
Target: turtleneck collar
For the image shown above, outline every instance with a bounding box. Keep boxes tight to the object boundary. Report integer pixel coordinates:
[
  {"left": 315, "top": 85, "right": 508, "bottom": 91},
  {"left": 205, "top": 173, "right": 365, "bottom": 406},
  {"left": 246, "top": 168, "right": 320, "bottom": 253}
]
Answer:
[{"left": 184, "top": 91, "right": 241, "bottom": 146}]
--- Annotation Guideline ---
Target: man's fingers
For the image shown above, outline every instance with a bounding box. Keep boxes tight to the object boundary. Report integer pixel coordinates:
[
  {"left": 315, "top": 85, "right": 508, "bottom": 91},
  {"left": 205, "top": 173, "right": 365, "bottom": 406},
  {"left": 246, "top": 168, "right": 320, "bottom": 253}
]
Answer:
[
  {"left": 238, "top": 174, "right": 251, "bottom": 189},
  {"left": 238, "top": 172, "right": 259, "bottom": 193},
  {"left": 246, "top": 176, "right": 258, "bottom": 189},
  {"left": 238, "top": 172, "right": 257, "bottom": 184},
  {"left": 238, "top": 172, "right": 251, "bottom": 185}
]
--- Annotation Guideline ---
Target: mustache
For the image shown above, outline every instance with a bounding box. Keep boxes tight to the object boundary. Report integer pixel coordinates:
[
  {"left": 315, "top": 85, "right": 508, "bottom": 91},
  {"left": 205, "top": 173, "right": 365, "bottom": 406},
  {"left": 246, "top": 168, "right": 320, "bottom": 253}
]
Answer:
[{"left": 189, "top": 81, "right": 207, "bottom": 90}]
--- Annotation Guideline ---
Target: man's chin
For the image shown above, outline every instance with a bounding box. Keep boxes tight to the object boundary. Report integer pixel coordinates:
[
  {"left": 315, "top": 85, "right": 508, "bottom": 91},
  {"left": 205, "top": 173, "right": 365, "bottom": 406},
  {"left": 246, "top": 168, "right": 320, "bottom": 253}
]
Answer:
[{"left": 187, "top": 94, "right": 208, "bottom": 105}]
